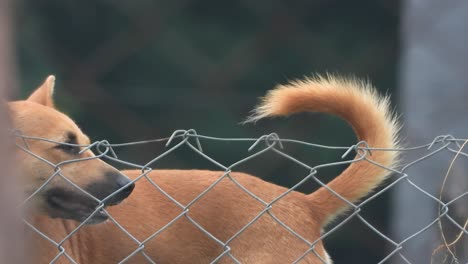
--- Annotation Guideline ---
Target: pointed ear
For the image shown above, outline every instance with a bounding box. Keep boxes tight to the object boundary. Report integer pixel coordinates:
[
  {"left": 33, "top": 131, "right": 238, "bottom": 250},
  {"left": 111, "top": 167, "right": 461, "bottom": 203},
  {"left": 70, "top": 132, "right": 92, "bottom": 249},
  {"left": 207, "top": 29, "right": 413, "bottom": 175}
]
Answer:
[{"left": 27, "top": 75, "right": 56, "bottom": 108}]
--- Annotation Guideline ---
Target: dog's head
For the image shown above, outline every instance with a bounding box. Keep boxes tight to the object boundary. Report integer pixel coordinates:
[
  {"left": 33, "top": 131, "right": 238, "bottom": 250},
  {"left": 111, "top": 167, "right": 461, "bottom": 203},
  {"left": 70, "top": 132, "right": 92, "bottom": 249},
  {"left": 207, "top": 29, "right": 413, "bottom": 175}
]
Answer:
[{"left": 8, "top": 76, "right": 134, "bottom": 224}]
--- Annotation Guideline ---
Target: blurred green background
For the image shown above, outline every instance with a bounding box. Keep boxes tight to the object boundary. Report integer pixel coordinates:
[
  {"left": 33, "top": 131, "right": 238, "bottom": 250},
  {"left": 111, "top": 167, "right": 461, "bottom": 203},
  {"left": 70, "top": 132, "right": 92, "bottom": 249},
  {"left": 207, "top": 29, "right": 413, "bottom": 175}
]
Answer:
[{"left": 15, "top": 0, "right": 400, "bottom": 262}]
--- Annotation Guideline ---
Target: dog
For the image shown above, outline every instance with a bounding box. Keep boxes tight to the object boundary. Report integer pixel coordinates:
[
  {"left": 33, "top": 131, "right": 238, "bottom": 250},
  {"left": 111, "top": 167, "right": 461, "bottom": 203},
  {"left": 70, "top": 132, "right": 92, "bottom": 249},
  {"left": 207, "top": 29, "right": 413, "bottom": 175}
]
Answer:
[
  {"left": 23, "top": 75, "right": 398, "bottom": 263},
  {"left": 9, "top": 76, "right": 135, "bottom": 234}
]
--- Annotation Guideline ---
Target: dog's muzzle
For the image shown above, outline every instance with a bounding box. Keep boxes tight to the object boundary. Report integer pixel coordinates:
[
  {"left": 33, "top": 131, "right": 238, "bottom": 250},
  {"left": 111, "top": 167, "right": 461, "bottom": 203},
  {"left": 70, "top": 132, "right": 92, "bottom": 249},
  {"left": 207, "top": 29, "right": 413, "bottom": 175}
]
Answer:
[
  {"left": 86, "top": 171, "right": 135, "bottom": 206},
  {"left": 45, "top": 171, "right": 135, "bottom": 224}
]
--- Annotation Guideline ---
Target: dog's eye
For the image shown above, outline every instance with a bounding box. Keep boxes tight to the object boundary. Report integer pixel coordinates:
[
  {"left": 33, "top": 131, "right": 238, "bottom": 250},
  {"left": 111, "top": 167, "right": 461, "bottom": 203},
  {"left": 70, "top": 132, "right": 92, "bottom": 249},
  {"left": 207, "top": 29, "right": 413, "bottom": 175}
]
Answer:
[
  {"left": 54, "top": 132, "right": 82, "bottom": 154},
  {"left": 55, "top": 144, "right": 80, "bottom": 154}
]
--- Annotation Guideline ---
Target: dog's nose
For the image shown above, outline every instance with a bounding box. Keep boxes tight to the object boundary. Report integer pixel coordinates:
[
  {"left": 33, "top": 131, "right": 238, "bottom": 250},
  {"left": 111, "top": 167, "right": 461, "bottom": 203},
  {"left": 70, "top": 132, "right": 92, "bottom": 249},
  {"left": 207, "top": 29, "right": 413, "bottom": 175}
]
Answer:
[
  {"left": 117, "top": 178, "right": 135, "bottom": 199},
  {"left": 97, "top": 171, "right": 135, "bottom": 206},
  {"left": 108, "top": 172, "right": 135, "bottom": 204},
  {"left": 84, "top": 171, "right": 135, "bottom": 206}
]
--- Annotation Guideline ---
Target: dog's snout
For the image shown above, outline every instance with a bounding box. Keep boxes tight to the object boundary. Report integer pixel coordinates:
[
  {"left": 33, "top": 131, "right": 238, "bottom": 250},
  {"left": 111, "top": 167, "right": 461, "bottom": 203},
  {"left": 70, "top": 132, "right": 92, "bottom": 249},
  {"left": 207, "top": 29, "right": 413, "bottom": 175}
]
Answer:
[
  {"left": 106, "top": 171, "right": 134, "bottom": 205},
  {"left": 84, "top": 171, "right": 135, "bottom": 206},
  {"left": 117, "top": 176, "right": 135, "bottom": 197},
  {"left": 107, "top": 171, "right": 135, "bottom": 205}
]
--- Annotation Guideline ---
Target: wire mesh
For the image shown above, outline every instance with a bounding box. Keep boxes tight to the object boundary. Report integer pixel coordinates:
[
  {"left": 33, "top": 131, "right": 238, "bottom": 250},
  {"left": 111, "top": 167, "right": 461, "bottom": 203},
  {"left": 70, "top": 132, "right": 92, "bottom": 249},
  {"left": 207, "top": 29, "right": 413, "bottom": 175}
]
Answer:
[{"left": 15, "top": 129, "right": 468, "bottom": 264}]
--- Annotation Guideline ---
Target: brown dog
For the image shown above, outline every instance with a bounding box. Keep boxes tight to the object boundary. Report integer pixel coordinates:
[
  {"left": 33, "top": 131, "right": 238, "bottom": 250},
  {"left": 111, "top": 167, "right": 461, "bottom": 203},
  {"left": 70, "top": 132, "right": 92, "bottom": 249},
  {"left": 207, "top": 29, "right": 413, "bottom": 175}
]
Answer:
[
  {"left": 10, "top": 76, "right": 135, "bottom": 223},
  {"left": 26, "top": 75, "right": 398, "bottom": 263}
]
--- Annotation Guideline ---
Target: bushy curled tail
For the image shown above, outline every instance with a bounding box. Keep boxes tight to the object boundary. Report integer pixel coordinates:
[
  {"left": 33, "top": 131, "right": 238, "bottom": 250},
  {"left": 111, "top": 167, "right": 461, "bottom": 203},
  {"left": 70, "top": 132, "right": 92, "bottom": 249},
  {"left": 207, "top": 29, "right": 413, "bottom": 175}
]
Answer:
[{"left": 246, "top": 75, "right": 400, "bottom": 226}]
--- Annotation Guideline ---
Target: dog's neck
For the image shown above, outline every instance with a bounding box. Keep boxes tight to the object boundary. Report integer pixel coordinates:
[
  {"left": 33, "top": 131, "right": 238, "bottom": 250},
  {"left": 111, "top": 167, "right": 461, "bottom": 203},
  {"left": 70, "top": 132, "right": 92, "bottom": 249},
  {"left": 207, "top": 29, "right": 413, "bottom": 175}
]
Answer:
[{"left": 29, "top": 216, "right": 91, "bottom": 263}]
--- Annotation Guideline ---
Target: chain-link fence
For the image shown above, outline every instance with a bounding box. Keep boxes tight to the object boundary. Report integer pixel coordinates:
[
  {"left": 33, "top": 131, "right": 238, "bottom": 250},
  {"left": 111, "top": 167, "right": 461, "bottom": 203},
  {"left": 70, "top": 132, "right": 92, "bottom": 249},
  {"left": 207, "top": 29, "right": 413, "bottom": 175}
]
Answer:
[
  {"left": 16, "top": 129, "right": 468, "bottom": 264},
  {"left": 13, "top": 2, "right": 401, "bottom": 262}
]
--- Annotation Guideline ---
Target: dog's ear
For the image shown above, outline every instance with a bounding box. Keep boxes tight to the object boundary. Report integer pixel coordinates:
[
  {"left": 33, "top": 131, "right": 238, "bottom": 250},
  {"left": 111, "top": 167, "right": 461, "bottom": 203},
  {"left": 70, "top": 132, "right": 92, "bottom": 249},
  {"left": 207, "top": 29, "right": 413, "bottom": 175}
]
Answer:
[{"left": 27, "top": 75, "right": 56, "bottom": 108}]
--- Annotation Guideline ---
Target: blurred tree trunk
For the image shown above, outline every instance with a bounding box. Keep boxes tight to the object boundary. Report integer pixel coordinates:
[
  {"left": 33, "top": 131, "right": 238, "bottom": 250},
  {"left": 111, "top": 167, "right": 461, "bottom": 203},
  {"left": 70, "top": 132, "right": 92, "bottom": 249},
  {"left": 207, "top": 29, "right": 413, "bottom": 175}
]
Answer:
[
  {"left": 0, "top": 0, "right": 25, "bottom": 263},
  {"left": 393, "top": 0, "right": 468, "bottom": 263}
]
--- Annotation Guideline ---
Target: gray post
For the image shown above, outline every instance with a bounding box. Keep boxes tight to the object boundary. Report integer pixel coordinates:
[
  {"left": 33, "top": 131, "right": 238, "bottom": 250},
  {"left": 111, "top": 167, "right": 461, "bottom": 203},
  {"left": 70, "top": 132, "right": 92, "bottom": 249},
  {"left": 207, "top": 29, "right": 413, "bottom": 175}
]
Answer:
[
  {"left": 0, "top": 0, "right": 26, "bottom": 263},
  {"left": 393, "top": 0, "right": 468, "bottom": 263}
]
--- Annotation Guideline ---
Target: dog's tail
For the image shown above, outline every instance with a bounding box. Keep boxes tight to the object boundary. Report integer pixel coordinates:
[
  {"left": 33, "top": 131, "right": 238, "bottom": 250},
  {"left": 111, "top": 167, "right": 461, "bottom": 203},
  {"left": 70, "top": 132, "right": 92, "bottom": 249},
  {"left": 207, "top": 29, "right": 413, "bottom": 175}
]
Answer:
[{"left": 245, "top": 74, "right": 399, "bottom": 226}]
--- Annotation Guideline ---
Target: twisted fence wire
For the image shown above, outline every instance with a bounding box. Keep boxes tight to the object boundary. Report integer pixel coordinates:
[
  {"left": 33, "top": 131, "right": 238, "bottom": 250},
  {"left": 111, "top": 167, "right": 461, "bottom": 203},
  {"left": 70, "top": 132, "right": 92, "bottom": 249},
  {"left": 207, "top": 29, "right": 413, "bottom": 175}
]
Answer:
[{"left": 15, "top": 129, "right": 468, "bottom": 263}]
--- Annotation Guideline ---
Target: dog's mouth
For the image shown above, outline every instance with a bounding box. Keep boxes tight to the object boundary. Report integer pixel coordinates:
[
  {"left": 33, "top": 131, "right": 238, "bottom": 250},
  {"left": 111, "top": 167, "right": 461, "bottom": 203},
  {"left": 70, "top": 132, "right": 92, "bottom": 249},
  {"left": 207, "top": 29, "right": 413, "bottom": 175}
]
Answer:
[{"left": 45, "top": 188, "right": 112, "bottom": 225}]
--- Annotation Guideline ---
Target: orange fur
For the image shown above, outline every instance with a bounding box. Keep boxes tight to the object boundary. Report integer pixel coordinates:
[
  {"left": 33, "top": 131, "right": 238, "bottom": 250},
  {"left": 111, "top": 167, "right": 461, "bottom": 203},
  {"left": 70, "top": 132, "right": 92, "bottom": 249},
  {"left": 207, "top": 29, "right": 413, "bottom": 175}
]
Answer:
[
  {"left": 9, "top": 75, "right": 135, "bottom": 248},
  {"left": 25, "top": 75, "right": 399, "bottom": 263},
  {"left": 27, "top": 75, "right": 56, "bottom": 107},
  {"left": 246, "top": 75, "right": 400, "bottom": 225}
]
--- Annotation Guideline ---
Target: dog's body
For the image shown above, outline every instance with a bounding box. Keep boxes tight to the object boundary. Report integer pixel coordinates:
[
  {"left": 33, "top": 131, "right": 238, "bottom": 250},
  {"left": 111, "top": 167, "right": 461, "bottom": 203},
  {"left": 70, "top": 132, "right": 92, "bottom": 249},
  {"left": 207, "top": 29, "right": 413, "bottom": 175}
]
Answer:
[
  {"left": 20, "top": 76, "right": 398, "bottom": 263},
  {"left": 32, "top": 170, "right": 326, "bottom": 263},
  {"left": 32, "top": 170, "right": 324, "bottom": 263}
]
